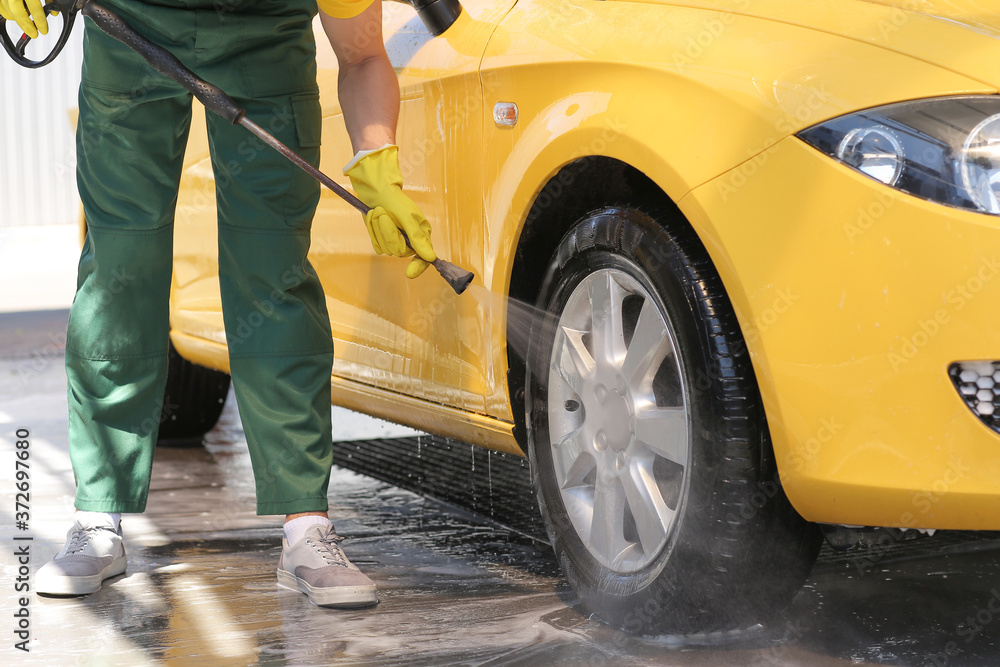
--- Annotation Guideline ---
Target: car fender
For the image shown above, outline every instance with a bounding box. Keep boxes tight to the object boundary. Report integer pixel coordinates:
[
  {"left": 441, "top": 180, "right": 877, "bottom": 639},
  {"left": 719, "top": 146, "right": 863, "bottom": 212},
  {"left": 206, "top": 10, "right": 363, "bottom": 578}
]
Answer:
[{"left": 483, "top": 0, "right": 993, "bottom": 299}]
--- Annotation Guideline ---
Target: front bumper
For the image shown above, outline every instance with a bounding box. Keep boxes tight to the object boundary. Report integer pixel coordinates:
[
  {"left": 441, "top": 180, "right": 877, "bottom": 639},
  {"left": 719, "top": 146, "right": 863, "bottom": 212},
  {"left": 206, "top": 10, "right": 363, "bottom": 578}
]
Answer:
[{"left": 683, "top": 136, "right": 1000, "bottom": 530}]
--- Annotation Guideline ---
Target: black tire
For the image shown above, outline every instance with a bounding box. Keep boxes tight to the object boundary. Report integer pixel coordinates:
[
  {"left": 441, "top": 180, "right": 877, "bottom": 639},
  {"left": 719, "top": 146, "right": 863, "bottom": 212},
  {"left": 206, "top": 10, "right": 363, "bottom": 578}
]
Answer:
[
  {"left": 525, "top": 205, "right": 821, "bottom": 635},
  {"left": 157, "top": 341, "right": 231, "bottom": 445}
]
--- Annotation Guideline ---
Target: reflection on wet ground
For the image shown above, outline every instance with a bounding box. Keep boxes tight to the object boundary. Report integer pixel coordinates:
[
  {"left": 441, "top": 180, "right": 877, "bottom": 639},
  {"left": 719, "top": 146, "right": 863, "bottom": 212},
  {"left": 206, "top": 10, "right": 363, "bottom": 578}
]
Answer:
[{"left": 3, "top": 310, "right": 1000, "bottom": 665}]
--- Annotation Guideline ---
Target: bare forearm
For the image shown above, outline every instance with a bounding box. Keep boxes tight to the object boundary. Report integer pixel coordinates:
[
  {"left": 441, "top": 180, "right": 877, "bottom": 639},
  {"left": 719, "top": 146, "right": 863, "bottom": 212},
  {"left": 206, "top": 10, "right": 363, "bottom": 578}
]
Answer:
[
  {"left": 338, "top": 56, "right": 399, "bottom": 152},
  {"left": 319, "top": 1, "right": 399, "bottom": 153}
]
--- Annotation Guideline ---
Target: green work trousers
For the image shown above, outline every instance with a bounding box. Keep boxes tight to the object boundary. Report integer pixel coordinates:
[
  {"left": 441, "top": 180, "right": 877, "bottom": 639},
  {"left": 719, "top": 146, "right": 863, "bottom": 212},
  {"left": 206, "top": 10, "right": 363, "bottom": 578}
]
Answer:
[{"left": 67, "top": 0, "right": 334, "bottom": 515}]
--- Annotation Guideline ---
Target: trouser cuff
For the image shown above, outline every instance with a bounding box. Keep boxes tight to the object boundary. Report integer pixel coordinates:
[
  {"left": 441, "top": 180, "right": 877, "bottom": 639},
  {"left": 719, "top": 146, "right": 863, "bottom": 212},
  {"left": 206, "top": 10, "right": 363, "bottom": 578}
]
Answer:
[
  {"left": 257, "top": 497, "right": 329, "bottom": 516},
  {"left": 75, "top": 498, "right": 148, "bottom": 513}
]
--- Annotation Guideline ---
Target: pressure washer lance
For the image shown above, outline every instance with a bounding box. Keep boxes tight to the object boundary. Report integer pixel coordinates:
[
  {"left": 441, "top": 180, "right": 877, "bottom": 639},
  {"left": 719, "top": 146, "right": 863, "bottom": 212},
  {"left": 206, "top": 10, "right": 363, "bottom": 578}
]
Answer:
[{"left": 81, "top": 1, "right": 474, "bottom": 295}]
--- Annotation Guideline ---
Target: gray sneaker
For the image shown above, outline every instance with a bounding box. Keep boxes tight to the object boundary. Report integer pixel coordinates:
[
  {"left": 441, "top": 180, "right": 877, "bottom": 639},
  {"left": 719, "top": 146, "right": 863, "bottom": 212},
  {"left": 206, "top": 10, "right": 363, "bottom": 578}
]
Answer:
[
  {"left": 277, "top": 524, "right": 378, "bottom": 608},
  {"left": 36, "top": 519, "right": 127, "bottom": 596}
]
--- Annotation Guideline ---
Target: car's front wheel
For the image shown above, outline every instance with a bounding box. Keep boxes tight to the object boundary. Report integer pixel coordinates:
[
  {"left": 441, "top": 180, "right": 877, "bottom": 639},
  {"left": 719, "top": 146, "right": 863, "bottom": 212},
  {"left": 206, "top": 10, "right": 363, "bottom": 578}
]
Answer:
[{"left": 525, "top": 205, "right": 821, "bottom": 635}]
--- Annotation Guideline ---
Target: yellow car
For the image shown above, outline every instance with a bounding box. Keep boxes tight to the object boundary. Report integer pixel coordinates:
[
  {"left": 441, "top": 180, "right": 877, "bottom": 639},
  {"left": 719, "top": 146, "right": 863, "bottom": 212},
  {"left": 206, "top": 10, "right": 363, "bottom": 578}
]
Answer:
[{"left": 153, "top": 0, "right": 1000, "bottom": 635}]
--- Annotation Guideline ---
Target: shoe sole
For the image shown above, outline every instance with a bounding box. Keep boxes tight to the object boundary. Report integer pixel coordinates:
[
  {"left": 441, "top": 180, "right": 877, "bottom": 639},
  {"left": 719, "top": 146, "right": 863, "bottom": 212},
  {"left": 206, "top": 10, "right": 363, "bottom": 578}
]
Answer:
[
  {"left": 276, "top": 569, "right": 379, "bottom": 608},
  {"left": 36, "top": 556, "right": 127, "bottom": 596}
]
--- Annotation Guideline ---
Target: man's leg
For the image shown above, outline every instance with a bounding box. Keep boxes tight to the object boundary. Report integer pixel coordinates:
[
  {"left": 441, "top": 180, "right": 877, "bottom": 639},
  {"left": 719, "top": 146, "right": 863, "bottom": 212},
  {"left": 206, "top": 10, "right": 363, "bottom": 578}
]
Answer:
[
  {"left": 39, "top": 5, "right": 194, "bottom": 596},
  {"left": 209, "top": 89, "right": 335, "bottom": 514},
  {"left": 204, "top": 3, "right": 375, "bottom": 606},
  {"left": 67, "top": 10, "right": 194, "bottom": 514}
]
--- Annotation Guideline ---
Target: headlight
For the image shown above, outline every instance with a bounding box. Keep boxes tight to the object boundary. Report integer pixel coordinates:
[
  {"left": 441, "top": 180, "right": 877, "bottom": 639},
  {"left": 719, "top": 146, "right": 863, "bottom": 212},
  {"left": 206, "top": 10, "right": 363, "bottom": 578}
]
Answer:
[{"left": 798, "top": 96, "right": 1000, "bottom": 215}]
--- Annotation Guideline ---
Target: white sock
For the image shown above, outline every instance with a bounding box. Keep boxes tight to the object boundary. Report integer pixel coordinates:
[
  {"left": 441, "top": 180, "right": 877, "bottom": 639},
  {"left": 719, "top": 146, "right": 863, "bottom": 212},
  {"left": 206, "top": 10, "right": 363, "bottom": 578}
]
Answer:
[
  {"left": 283, "top": 515, "right": 331, "bottom": 545},
  {"left": 75, "top": 511, "right": 121, "bottom": 531}
]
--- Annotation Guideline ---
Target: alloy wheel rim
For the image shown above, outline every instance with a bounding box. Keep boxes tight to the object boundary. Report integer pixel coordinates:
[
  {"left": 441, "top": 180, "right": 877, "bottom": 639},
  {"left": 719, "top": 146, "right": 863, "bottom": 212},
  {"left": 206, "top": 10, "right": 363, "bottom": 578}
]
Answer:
[{"left": 546, "top": 267, "right": 689, "bottom": 572}]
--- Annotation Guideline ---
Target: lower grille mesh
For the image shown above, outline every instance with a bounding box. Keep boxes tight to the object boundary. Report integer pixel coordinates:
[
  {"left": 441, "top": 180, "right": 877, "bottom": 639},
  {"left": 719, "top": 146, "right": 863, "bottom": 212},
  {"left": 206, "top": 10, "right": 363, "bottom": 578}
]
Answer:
[{"left": 949, "top": 361, "right": 1000, "bottom": 432}]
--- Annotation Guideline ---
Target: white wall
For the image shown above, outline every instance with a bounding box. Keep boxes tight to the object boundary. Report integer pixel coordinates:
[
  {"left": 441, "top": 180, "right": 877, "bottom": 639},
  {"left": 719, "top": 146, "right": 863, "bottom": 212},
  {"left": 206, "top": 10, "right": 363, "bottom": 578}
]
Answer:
[{"left": 0, "top": 24, "right": 84, "bottom": 228}]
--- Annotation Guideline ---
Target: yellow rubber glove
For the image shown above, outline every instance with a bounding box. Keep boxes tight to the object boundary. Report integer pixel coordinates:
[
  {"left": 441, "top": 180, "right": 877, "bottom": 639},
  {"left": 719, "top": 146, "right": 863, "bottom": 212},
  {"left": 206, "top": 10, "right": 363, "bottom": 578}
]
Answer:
[
  {"left": 0, "top": 0, "right": 49, "bottom": 40},
  {"left": 345, "top": 144, "right": 437, "bottom": 279}
]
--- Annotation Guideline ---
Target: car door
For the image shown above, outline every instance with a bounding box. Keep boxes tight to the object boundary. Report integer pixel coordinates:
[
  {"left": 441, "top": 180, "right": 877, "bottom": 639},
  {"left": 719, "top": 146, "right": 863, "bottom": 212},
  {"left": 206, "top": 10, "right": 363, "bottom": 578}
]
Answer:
[{"left": 310, "top": 0, "right": 516, "bottom": 416}]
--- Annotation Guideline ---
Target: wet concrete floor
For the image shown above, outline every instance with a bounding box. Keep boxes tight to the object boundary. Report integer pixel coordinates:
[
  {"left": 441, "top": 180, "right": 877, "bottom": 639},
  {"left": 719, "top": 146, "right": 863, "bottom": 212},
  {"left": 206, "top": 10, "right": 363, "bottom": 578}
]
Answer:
[{"left": 3, "top": 309, "right": 1000, "bottom": 665}]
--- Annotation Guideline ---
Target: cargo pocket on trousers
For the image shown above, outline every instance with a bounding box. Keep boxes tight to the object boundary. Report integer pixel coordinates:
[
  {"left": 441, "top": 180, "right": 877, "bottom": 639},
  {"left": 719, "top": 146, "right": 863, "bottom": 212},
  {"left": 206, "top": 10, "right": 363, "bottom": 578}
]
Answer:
[
  {"left": 292, "top": 94, "right": 322, "bottom": 148},
  {"left": 283, "top": 93, "right": 323, "bottom": 229}
]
